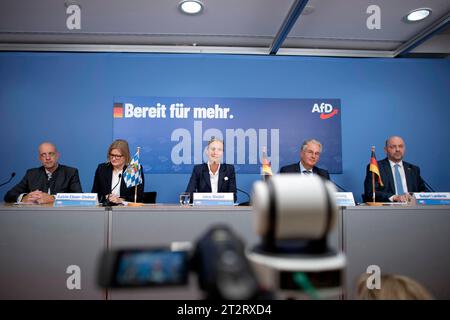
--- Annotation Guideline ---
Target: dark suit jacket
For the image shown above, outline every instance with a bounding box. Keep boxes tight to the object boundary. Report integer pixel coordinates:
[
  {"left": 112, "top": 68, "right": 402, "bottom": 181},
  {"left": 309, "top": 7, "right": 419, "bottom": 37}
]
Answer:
[
  {"left": 364, "top": 158, "right": 427, "bottom": 202},
  {"left": 186, "top": 163, "right": 237, "bottom": 202},
  {"left": 91, "top": 163, "right": 145, "bottom": 203},
  {"left": 4, "top": 165, "right": 82, "bottom": 203},
  {"left": 279, "top": 162, "right": 330, "bottom": 180}
]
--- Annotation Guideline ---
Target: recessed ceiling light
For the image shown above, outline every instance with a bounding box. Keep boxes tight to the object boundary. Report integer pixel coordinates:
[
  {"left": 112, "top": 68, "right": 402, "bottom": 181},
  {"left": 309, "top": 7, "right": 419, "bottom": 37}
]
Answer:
[
  {"left": 179, "top": 0, "right": 204, "bottom": 15},
  {"left": 406, "top": 8, "right": 432, "bottom": 22}
]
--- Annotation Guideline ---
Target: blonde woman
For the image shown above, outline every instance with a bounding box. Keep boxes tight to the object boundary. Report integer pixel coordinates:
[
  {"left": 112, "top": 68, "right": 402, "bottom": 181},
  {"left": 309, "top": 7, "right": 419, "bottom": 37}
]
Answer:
[
  {"left": 186, "top": 138, "right": 236, "bottom": 202},
  {"left": 92, "top": 139, "right": 144, "bottom": 204}
]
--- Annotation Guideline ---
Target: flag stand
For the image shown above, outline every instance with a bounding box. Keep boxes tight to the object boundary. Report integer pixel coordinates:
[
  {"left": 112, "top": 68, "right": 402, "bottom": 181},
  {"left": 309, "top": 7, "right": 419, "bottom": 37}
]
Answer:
[
  {"left": 127, "top": 147, "right": 144, "bottom": 207},
  {"left": 366, "top": 201, "right": 383, "bottom": 206},
  {"left": 366, "top": 146, "right": 383, "bottom": 206},
  {"left": 366, "top": 171, "right": 382, "bottom": 206}
]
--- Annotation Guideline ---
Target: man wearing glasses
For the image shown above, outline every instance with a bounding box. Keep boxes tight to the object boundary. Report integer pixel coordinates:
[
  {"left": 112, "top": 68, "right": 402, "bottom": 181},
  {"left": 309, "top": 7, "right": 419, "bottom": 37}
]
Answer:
[
  {"left": 279, "top": 139, "right": 330, "bottom": 180},
  {"left": 4, "top": 142, "right": 82, "bottom": 204}
]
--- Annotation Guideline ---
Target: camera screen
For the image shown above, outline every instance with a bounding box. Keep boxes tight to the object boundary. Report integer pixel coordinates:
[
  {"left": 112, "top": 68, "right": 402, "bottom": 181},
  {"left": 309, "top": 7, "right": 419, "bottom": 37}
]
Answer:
[{"left": 113, "top": 249, "right": 189, "bottom": 287}]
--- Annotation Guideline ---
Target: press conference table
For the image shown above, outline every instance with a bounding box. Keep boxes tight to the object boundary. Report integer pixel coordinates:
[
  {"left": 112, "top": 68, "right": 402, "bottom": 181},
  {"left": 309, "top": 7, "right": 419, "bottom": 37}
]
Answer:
[
  {"left": 0, "top": 204, "right": 255, "bottom": 299},
  {"left": 0, "top": 203, "right": 449, "bottom": 299}
]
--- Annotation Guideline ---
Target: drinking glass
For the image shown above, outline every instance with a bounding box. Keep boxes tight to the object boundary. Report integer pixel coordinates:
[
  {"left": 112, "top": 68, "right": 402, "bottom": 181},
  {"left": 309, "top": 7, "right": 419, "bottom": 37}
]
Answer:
[{"left": 179, "top": 192, "right": 191, "bottom": 206}]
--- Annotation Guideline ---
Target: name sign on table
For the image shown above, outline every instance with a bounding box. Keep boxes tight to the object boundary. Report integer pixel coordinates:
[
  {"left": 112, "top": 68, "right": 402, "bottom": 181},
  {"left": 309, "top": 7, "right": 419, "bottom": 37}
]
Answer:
[
  {"left": 414, "top": 193, "right": 450, "bottom": 205},
  {"left": 54, "top": 193, "right": 99, "bottom": 207},
  {"left": 334, "top": 192, "right": 356, "bottom": 206},
  {"left": 193, "top": 193, "right": 234, "bottom": 206}
]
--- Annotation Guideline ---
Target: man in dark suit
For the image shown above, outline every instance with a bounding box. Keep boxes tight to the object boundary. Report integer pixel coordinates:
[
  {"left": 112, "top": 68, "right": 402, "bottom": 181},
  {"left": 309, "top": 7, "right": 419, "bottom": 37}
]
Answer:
[
  {"left": 279, "top": 139, "right": 330, "bottom": 180},
  {"left": 186, "top": 138, "right": 237, "bottom": 202},
  {"left": 4, "top": 142, "right": 82, "bottom": 204},
  {"left": 364, "top": 136, "right": 427, "bottom": 202}
]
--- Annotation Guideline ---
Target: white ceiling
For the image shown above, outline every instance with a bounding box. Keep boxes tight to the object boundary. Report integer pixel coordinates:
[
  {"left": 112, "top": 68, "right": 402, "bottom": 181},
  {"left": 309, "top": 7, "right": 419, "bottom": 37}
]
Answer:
[{"left": 0, "top": 0, "right": 449, "bottom": 57}]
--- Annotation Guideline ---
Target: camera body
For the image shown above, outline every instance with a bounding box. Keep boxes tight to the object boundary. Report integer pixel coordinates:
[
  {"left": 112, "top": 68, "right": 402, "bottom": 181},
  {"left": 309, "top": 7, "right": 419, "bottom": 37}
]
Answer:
[
  {"left": 98, "top": 174, "right": 346, "bottom": 299},
  {"left": 248, "top": 174, "right": 346, "bottom": 299},
  {"left": 98, "top": 225, "right": 261, "bottom": 300}
]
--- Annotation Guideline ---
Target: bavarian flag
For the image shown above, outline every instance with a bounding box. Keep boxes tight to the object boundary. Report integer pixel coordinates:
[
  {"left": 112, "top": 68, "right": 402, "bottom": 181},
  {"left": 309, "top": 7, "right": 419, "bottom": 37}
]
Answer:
[
  {"left": 124, "top": 150, "right": 142, "bottom": 188},
  {"left": 369, "top": 148, "right": 383, "bottom": 187}
]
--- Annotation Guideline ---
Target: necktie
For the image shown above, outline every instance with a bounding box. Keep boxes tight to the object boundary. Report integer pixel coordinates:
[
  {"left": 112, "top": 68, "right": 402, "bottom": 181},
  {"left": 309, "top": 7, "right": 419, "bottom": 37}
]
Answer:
[
  {"left": 302, "top": 170, "right": 312, "bottom": 175},
  {"left": 46, "top": 172, "right": 52, "bottom": 194},
  {"left": 394, "top": 164, "right": 404, "bottom": 195}
]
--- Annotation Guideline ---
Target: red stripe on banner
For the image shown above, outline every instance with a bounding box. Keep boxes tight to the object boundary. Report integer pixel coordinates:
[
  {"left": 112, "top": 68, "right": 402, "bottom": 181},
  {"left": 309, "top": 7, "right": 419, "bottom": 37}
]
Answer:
[{"left": 320, "top": 109, "right": 339, "bottom": 119}]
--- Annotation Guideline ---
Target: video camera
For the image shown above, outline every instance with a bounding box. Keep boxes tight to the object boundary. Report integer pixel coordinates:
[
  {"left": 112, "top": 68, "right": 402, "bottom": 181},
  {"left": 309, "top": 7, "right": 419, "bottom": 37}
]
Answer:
[
  {"left": 98, "top": 174, "right": 346, "bottom": 299},
  {"left": 248, "top": 174, "right": 346, "bottom": 299},
  {"left": 98, "top": 225, "right": 262, "bottom": 300}
]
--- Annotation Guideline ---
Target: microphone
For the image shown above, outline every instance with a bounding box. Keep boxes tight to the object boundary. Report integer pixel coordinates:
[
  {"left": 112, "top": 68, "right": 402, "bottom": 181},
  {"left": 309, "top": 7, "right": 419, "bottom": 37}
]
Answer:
[
  {"left": 237, "top": 188, "right": 251, "bottom": 206},
  {"left": 406, "top": 164, "right": 436, "bottom": 192},
  {"left": 104, "top": 173, "right": 122, "bottom": 206},
  {"left": 330, "top": 179, "right": 362, "bottom": 205},
  {"left": 0, "top": 172, "right": 16, "bottom": 187},
  {"left": 330, "top": 179, "right": 348, "bottom": 192},
  {"left": 111, "top": 173, "right": 122, "bottom": 193},
  {"left": 423, "top": 179, "right": 436, "bottom": 192}
]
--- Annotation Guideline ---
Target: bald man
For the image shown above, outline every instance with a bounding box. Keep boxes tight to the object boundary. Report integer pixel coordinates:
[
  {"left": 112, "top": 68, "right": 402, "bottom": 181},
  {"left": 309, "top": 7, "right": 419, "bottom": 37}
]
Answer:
[
  {"left": 364, "top": 136, "right": 427, "bottom": 202},
  {"left": 4, "top": 142, "right": 82, "bottom": 204}
]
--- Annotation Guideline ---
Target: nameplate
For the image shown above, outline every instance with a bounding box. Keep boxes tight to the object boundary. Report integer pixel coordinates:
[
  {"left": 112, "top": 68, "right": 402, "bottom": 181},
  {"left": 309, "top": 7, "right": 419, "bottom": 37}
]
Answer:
[
  {"left": 193, "top": 193, "right": 234, "bottom": 206},
  {"left": 334, "top": 192, "right": 356, "bottom": 206},
  {"left": 414, "top": 192, "right": 450, "bottom": 205},
  {"left": 54, "top": 193, "right": 99, "bottom": 207}
]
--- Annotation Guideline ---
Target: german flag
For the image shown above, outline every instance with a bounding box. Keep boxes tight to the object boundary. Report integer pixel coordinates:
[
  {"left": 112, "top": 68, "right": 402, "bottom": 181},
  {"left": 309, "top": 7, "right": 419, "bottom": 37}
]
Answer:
[
  {"left": 261, "top": 147, "right": 273, "bottom": 177},
  {"left": 262, "top": 158, "right": 273, "bottom": 176},
  {"left": 369, "top": 147, "right": 383, "bottom": 186},
  {"left": 113, "top": 103, "right": 124, "bottom": 118}
]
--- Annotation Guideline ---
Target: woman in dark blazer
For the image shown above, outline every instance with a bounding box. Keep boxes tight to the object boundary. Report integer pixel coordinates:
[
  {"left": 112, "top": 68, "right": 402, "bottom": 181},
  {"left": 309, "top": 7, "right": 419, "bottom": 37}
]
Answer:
[
  {"left": 92, "top": 139, "right": 144, "bottom": 204},
  {"left": 186, "top": 138, "right": 237, "bottom": 202}
]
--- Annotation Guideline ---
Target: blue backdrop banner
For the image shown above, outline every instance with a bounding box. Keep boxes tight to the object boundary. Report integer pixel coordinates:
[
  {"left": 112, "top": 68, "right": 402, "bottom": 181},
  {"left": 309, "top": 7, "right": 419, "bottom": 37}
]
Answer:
[{"left": 113, "top": 97, "right": 342, "bottom": 174}]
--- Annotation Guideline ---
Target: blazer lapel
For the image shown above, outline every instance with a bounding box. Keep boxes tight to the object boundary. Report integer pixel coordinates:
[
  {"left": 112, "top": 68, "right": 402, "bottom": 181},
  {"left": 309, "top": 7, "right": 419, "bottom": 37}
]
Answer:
[
  {"left": 38, "top": 167, "right": 49, "bottom": 192},
  {"left": 403, "top": 162, "right": 414, "bottom": 191},
  {"left": 218, "top": 164, "right": 226, "bottom": 192},
  {"left": 202, "top": 164, "right": 212, "bottom": 192},
  {"left": 106, "top": 164, "right": 113, "bottom": 192},
  {"left": 120, "top": 165, "right": 127, "bottom": 194},
  {"left": 382, "top": 159, "right": 395, "bottom": 192},
  {"left": 51, "top": 166, "right": 62, "bottom": 193}
]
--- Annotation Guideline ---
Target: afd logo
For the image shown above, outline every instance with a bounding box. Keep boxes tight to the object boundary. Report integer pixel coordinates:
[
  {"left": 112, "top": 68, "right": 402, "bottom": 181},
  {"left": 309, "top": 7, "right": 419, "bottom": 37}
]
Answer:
[{"left": 312, "top": 103, "right": 339, "bottom": 120}]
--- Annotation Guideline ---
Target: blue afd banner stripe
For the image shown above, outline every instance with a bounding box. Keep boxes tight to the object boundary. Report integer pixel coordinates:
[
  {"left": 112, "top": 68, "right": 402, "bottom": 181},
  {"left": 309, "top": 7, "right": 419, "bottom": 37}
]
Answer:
[{"left": 113, "top": 97, "right": 342, "bottom": 174}]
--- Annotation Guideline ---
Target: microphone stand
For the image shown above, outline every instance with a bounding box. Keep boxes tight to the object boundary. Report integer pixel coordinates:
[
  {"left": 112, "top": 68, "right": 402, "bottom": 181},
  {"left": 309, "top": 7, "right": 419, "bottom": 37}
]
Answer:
[
  {"left": 331, "top": 180, "right": 348, "bottom": 192},
  {"left": 104, "top": 173, "right": 122, "bottom": 206},
  {"left": 237, "top": 188, "right": 251, "bottom": 206},
  {"left": 423, "top": 180, "right": 435, "bottom": 192},
  {"left": 0, "top": 172, "right": 16, "bottom": 187}
]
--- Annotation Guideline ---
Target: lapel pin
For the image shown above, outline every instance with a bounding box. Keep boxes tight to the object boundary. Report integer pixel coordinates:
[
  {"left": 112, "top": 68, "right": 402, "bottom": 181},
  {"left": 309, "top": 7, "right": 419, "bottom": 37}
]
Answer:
[{"left": 224, "top": 176, "right": 229, "bottom": 181}]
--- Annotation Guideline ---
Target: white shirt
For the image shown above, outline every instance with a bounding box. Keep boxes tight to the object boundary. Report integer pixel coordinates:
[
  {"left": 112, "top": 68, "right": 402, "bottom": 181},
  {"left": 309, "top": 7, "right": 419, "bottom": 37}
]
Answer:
[
  {"left": 389, "top": 159, "right": 408, "bottom": 195},
  {"left": 111, "top": 170, "right": 122, "bottom": 197},
  {"left": 299, "top": 162, "right": 313, "bottom": 176},
  {"left": 207, "top": 162, "right": 220, "bottom": 193}
]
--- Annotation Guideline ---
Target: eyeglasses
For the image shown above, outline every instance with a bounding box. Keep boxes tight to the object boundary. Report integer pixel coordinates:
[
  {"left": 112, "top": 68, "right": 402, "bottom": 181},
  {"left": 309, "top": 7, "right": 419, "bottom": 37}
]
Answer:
[
  {"left": 109, "top": 153, "right": 124, "bottom": 159},
  {"left": 40, "top": 152, "right": 56, "bottom": 158}
]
